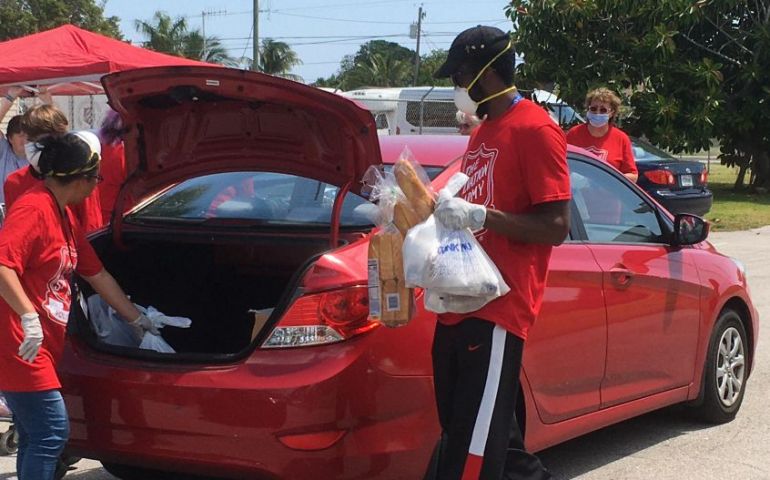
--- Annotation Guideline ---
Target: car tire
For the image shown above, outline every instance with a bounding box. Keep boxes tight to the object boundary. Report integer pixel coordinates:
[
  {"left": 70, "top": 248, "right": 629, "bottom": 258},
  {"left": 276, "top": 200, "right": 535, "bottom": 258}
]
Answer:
[
  {"left": 0, "top": 426, "right": 18, "bottom": 455},
  {"left": 692, "top": 308, "right": 749, "bottom": 424}
]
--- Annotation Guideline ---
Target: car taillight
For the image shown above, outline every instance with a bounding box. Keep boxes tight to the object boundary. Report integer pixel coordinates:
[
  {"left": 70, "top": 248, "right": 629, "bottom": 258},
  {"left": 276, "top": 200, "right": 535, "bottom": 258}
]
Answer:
[
  {"left": 643, "top": 169, "right": 676, "bottom": 185},
  {"left": 262, "top": 287, "right": 378, "bottom": 348},
  {"left": 700, "top": 170, "right": 708, "bottom": 184}
]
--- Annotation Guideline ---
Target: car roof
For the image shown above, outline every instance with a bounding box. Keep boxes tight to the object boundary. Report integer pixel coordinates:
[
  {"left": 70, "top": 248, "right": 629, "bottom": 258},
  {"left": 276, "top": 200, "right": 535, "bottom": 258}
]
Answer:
[
  {"left": 379, "top": 135, "right": 468, "bottom": 167},
  {"left": 381, "top": 134, "right": 599, "bottom": 168}
]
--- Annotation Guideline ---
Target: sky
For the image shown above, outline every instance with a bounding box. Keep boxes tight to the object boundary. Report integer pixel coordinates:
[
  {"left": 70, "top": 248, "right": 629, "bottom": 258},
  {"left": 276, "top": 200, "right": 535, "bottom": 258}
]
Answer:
[{"left": 102, "top": 0, "right": 514, "bottom": 83}]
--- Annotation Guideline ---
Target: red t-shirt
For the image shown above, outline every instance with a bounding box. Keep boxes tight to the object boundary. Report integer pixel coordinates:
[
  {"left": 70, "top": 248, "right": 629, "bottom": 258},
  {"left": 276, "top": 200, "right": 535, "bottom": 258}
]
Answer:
[
  {"left": 566, "top": 124, "right": 638, "bottom": 175},
  {"left": 438, "top": 99, "right": 572, "bottom": 340},
  {"left": 0, "top": 184, "right": 103, "bottom": 392},
  {"left": 4, "top": 166, "right": 104, "bottom": 232},
  {"left": 99, "top": 142, "right": 127, "bottom": 222}
]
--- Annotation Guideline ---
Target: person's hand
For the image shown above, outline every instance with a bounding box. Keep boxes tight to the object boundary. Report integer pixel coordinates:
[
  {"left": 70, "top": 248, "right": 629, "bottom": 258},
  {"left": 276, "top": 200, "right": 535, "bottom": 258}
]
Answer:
[
  {"left": 130, "top": 313, "right": 158, "bottom": 336},
  {"left": 3, "top": 86, "right": 22, "bottom": 103},
  {"left": 130, "top": 309, "right": 192, "bottom": 337},
  {"left": 18, "top": 313, "right": 44, "bottom": 363},
  {"left": 434, "top": 197, "right": 487, "bottom": 231},
  {"left": 37, "top": 86, "right": 53, "bottom": 104}
]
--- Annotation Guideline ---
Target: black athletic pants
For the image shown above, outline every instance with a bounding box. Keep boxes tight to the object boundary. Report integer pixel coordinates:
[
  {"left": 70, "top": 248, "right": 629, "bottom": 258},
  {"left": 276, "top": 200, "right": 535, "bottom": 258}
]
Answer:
[{"left": 424, "top": 318, "right": 552, "bottom": 480}]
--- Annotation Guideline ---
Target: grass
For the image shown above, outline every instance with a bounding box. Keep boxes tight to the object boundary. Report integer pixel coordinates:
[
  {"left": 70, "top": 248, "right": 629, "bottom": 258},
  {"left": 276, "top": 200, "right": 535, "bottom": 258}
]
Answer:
[{"left": 703, "top": 163, "right": 770, "bottom": 231}]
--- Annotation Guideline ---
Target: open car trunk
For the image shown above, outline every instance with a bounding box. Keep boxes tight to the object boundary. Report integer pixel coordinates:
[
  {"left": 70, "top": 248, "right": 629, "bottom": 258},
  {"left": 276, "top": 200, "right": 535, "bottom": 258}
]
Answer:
[{"left": 76, "top": 232, "right": 334, "bottom": 357}]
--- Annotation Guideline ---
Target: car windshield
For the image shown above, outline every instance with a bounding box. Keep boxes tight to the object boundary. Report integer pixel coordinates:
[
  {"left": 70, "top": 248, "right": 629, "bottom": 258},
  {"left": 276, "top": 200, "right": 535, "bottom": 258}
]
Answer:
[
  {"left": 632, "top": 137, "right": 675, "bottom": 162},
  {"left": 126, "top": 166, "right": 444, "bottom": 228}
]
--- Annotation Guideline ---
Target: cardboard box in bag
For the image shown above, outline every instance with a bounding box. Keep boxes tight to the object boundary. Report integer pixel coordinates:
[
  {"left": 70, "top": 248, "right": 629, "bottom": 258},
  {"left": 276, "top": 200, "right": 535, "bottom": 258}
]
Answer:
[{"left": 368, "top": 229, "right": 413, "bottom": 327}]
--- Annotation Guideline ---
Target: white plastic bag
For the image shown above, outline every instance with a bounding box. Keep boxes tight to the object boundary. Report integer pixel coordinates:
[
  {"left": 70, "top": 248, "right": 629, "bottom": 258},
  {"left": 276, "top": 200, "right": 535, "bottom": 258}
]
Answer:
[
  {"left": 402, "top": 172, "right": 509, "bottom": 313},
  {"left": 86, "top": 294, "right": 190, "bottom": 353}
]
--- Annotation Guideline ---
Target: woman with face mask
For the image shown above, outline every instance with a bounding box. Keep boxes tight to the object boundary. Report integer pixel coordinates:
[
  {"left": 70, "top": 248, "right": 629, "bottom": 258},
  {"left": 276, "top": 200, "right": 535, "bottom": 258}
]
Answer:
[{"left": 566, "top": 87, "right": 638, "bottom": 182}]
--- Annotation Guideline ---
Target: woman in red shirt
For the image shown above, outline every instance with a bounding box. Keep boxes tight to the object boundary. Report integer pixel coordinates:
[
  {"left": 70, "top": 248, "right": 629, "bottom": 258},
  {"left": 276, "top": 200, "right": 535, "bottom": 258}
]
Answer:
[
  {"left": 566, "top": 87, "right": 639, "bottom": 182},
  {"left": 0, "top": 132, "right": 157, "bottom": 479}
]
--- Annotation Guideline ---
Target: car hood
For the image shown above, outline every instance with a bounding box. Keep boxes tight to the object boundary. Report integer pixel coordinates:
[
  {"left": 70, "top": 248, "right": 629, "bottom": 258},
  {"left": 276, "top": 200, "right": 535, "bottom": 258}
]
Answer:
[{"left": 102, "top": 66, "right": 382, "bottom": 198}]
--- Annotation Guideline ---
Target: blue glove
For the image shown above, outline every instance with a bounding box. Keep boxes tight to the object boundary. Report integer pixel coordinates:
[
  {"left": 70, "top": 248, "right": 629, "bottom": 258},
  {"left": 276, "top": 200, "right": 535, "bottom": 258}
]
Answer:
[{"left": 434, "top": 197, "right": 487, "bottom": 231}]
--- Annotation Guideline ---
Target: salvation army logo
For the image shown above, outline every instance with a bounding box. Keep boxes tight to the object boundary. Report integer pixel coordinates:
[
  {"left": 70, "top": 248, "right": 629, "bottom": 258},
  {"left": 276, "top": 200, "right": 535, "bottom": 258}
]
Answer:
[
  {"left": 42, "top": 245, "right": 76, "bottom": 325},
  {"left": 583, "top": 145, "right": 608, "bottom": 161},
  {"left": 460, "top": 143, "right": 498, "bottom": 208}
]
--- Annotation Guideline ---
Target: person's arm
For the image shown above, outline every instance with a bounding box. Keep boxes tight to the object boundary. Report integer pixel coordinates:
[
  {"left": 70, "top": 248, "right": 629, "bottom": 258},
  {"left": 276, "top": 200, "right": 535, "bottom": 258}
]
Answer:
[
  {"left": 81, "top": 269, "right": 141, "bottom": 323},
  {"left": 0, "top": 87, "right": 23, "bottom": 139},
  {"left": 621, "top": 132, "right": 639, "bottom": 183},
  {"left": 0, "top": 265, "right": 36, "bottom": 315},
  {"left": 484, "top": 200, "right": 571, "bottom": 245}
]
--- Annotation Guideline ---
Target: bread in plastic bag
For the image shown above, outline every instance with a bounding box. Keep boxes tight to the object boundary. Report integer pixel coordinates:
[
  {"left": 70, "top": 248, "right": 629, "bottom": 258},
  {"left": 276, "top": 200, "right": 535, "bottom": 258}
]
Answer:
[{"left": 362, "top": 165, "right": 415, "bottom": 327}]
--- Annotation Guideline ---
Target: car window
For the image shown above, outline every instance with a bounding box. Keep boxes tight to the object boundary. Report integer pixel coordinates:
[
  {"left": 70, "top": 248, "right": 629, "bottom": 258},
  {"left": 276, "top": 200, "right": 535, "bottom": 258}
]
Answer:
[
  {"left": 570, "top": 160, "right": 664, "bottom": 243},
  {"left": 126, "top": 167, "right": 444, "bottom": 228},
  {"left": 631, "top": 137, "right": 674, "bottom": 162}
]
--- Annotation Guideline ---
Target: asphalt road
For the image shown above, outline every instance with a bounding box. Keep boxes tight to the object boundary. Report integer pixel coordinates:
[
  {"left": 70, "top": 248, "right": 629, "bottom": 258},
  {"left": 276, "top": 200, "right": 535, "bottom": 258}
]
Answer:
[{"left": 1, "top": 227, "right": 768, "bottom": 480}]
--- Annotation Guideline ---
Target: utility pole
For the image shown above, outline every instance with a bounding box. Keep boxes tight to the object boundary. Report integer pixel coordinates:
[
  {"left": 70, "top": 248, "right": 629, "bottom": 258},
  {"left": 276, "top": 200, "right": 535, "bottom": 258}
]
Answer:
[
  {"left": 201, "top": 9, "right": 227, "bottom": 57},
  {"left": 412, "top": 6, "right": 425, "bottom": 86},
  {"left": 253, "top": 0, "right": 260, "bottom": 71}
]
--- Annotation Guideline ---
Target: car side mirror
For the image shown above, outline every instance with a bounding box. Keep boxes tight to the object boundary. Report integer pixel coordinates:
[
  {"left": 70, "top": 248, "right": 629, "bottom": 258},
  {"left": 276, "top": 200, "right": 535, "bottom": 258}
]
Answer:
[{"left": 672, "top": 214, "right": 709, "bottom": 246}]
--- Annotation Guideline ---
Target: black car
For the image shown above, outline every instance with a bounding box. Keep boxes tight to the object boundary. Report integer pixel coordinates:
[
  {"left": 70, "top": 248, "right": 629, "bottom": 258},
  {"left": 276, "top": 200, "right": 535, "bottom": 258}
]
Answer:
[{"left": 632, "top": 137, "right": 713, "bottom": 216}]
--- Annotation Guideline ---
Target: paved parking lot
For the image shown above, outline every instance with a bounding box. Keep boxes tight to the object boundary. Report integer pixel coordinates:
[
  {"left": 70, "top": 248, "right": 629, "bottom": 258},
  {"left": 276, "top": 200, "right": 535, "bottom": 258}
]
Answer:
[{"left": 1, "top": 227, "right": 768, "bottom": 480}]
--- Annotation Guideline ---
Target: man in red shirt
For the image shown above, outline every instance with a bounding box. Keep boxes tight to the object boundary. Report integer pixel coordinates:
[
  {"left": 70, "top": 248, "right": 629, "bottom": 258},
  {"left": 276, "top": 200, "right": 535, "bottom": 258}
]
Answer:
[
  {"left": 566, "top": 87, "right": 638, "bottom": 182},
  {"left": 427, "top": 26, "right": 571, "bottom": 480}
]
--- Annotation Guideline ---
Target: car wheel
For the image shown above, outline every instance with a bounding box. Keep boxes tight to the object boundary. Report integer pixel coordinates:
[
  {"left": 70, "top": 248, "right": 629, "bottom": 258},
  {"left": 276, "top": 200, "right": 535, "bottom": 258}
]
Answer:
[
  {"left": 0, "top": 426, "right": 18, "bottom": 455},
  {"left": 693, "top": 308, "right": 749, "bottom": 424}
]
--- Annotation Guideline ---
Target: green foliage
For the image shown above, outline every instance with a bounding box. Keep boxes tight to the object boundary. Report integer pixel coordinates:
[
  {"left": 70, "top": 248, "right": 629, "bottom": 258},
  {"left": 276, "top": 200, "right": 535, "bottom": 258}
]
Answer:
[
  {"left": 0, "top": 0, "right": 121, "bottom": 40},
  {"left": 314, "top": 40, "right": 451, "bottom": 90},
  {"left": 256, "top": 39, "right": 303, "bottom": 80},
  {"left": 135, "top": 11, "right": 234, "bottom": 66},
  {"left": 507, "top": 0, "right": 770, "bottom": 191}
]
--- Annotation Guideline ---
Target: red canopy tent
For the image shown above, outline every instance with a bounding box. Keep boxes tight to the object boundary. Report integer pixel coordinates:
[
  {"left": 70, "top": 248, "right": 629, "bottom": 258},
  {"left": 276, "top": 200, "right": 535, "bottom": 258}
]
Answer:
[{"left": 0, "top": 24, "right": 219, "bottom": 96}]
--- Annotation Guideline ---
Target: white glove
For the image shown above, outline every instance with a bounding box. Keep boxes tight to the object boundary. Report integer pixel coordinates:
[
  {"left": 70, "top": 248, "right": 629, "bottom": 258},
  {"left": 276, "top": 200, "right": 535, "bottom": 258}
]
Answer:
[
  {"left": 18, "top": 313, "right": 43, "bottom": 363},
  {"left": 434, "top": 197, "right": 487, "bottom": 231},
  {"left": 130, "top": 308, "right": 192, "bottom": 336},
  {"left": 129, "top": 313, "right": 158, "bottom": 336}
]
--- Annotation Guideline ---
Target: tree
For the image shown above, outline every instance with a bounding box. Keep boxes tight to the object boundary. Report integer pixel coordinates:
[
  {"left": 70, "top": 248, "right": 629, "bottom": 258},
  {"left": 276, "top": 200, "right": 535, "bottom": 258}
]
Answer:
[
  {"left": 135, "top": 11, "right": 234, "bottom": 66},
  {"left": 314, "top": 41, "right": 451, "bottom": 90},
  {"left": 0, "top": 0, "right": 121, "bottom": 40},
  {"left": 507, "top": 0, "right": 770, "bottom": 191},
  {"left": 258, "top": 39, "right": 303, "bottom": 80}
]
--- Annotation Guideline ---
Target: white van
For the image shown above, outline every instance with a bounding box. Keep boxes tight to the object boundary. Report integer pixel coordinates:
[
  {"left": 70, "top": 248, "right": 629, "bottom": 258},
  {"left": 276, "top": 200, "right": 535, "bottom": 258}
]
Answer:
[{"left": 341, "top": 87, "right": 582, "bottom": 135}]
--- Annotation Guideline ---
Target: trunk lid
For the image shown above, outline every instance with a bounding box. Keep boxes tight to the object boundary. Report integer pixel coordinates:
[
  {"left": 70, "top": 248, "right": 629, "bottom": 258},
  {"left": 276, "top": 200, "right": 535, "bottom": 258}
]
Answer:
[{"left": 102, "top": 66, "right": 381, "bottom": 200}]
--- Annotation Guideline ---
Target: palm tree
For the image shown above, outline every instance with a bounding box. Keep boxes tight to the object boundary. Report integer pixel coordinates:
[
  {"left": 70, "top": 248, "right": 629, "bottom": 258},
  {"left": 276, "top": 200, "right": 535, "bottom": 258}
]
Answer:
[
  {"left": 135, "top": 11, "right": 235, "bottom": 66},
  {"left": 344, "top": 52, "right": 411, "bottom": 89},
  {"left": 134, "top": 12, "right": 189, "bottom": 57},
  {"left": 259, "top": 39, "right": 303, "bottom": 81},
  {"left": 183, "top": 31, "right": 236, "bottom": 66}
]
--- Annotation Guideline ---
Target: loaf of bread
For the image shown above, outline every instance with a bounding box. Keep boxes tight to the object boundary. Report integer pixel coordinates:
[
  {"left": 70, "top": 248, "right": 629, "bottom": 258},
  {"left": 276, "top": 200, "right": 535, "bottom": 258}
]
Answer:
[
  {"left": 394, "top": 158, "right": 435, "bottom": 222},
  {"left": 367, "top": 228, "right": 413, "bottom": 327},
  {"left": 393, "top": 200, "right": 422, "bottom": 236}
]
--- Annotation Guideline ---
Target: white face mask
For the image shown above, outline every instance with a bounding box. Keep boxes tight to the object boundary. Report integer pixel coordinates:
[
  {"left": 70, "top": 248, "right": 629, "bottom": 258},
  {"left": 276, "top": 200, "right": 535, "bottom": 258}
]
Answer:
[
  {"left": 454, "top": 87, "right": 479, "bottom": 116},
  {"left": 24, "top": 142, "right": 42, "bottom": 172}
]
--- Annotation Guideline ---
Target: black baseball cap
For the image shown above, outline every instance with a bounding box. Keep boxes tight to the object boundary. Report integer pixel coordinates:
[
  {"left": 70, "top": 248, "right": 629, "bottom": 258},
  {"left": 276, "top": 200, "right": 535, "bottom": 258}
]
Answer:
[{"left": 434, "top": 25, "right": 512, "bottom": 79}]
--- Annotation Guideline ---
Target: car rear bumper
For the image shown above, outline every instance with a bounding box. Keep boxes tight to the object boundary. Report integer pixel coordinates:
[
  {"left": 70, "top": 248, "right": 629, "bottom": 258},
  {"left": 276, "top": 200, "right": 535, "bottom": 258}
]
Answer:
[
  {"left": 58, "top": 337, "right": 437, "bottom": 479},
  {"left": 650, "top": 190, "right": 713, "bottom": 216}
]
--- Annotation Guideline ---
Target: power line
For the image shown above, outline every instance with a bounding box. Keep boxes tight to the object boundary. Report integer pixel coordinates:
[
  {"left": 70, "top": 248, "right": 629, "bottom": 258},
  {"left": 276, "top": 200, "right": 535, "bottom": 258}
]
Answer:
[
  {"left": 271, "top": 0, "right": 416, "bottom": 12},
  {"left": 271, "top": 11, "right": 407, "bottom": 24}
]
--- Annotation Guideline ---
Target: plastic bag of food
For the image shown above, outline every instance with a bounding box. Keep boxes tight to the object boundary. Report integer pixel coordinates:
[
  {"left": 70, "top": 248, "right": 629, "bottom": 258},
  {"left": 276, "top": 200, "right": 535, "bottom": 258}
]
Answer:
[
  {"left": 402, "top": 172, "right": 509, "bottom": 313},
  {"left": 362, "top": 166, "right": 414, "bottom": 327},
  {"left": 392, "top": 146, "right": 435, "bottom": 234}
]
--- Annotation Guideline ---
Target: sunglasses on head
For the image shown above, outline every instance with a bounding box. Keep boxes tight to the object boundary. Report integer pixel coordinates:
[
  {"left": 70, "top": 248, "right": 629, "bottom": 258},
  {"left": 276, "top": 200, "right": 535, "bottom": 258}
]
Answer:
[{"left": 588, "top": 106, "right": 610, "bottom": 114}]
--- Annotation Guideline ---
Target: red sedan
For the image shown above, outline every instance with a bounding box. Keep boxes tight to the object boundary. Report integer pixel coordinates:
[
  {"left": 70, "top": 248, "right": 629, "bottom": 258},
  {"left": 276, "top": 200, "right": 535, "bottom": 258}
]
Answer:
[{"left": 58, "top": 67, "right": 758, "bottom": 479}]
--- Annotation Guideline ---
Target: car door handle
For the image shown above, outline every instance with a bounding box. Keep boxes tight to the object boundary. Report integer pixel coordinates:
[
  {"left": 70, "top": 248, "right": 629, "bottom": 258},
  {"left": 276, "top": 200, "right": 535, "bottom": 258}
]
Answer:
[{"left": 609, "top": 266, "right": 635, "bottom": 287}]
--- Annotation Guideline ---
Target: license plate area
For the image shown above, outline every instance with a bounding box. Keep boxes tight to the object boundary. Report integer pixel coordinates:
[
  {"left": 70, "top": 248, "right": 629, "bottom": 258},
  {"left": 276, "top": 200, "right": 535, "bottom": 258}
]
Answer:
[{"left": 680, "top": 174, "right": 693, "bottom": 187}]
